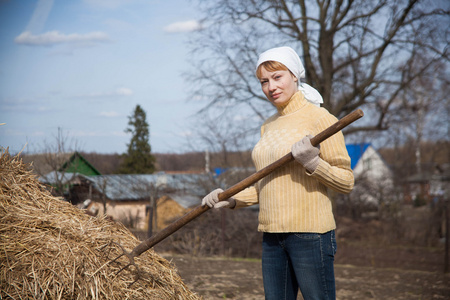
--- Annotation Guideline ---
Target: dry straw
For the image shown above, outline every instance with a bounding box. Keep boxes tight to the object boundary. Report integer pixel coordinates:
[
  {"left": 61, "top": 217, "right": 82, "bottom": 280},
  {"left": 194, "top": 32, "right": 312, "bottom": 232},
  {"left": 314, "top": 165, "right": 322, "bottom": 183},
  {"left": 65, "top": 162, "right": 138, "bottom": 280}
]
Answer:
[{"left": 0, "top": 150, "right": 200, "bottom": 299}]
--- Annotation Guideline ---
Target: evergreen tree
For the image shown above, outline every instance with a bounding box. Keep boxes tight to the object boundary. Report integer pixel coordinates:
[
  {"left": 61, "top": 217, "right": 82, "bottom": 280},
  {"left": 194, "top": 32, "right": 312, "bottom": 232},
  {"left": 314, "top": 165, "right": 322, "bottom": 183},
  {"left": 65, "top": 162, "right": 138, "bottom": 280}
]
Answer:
[{"left": 118, "top": 105, "right": 156, "bottom": 174}]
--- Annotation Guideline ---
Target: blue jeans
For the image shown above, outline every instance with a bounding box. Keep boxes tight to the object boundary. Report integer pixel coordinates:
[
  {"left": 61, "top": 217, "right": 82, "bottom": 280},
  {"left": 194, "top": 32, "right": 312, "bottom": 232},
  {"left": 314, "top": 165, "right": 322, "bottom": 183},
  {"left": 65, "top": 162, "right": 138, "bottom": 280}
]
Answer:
[{"left": 262, "top": 231, "right": 337, "bottom": 300}]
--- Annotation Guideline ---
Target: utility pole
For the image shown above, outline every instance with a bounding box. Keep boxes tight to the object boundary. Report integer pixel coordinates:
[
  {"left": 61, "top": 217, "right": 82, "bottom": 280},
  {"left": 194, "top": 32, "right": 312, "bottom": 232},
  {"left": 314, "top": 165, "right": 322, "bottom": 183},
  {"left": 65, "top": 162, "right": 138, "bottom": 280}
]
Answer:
[
  {"left": 147, "top": 184, "right": 159, "bottom": 238},
  {"left": 205, "top": 149, "right": 210, "bottom": 173},
  {"left": 415, "top": 106, "right": 424, "bottom": 175}
]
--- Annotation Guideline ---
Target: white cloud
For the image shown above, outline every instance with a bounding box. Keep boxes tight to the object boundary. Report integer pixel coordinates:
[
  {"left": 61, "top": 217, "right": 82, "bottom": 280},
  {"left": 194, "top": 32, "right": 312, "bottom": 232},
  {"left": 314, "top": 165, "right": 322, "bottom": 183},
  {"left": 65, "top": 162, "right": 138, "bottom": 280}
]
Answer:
[
  {"left": 75, "top": 87, "right": 134, "bottom": 99},
  {"left": 115, "top": 87, "right": 133, "bottom": 96},
  {"left": 83, "top": 0, "right": 132, "bottom": 9},
  {"left": 71, "top": 130, "right": 102, "bottom": 137},
  {"left": 113, "top": 131, "right": 127, "bottom": 137},
  {"left": 37, "top": 106, "right": 52, "bottom": 112},
  {"left": 71, "top": 129, "right": 123, "bottom": 137},
  {"left": 14, "top": 31, "right": 110, "bottom": 46},
  {"left": 163, "top": 20, "right": 202, "bottom": 33},
  {"left": 0, "top": 128, "right": 25, "bottom": 137},
  {"left": 99, "top": 111, "right": 120, "bottom": 117},
  {"left": 31, "top": 131, "right": 46, "bottom": 137},
  {"left": 179, "top": 130, "right": 193, "bottom": 137},
  {"left": 0, "top": 96, "right": 56, "bottom": 113}
]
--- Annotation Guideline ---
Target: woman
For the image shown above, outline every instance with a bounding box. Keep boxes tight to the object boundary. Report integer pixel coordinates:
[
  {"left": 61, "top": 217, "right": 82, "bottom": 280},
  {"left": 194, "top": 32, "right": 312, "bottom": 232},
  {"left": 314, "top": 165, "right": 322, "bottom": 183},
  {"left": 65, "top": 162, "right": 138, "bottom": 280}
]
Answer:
[{"left": 202, "top": 46, "right": 354, "bottom": 300}]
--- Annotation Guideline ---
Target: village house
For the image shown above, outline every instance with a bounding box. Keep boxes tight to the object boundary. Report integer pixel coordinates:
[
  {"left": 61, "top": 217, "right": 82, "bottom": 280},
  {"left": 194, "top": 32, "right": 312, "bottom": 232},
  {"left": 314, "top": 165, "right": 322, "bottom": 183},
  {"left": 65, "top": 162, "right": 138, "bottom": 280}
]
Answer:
[
  {"left": 346, "top": 143, "right": 395, "bottom": 205},
  {"left": 73, "top": 172, "right": 210, "bottom": 231},
  {"left": 22, "top": 151, "right": 101, "bottom": 198},
  {"left": 402, "top": 163, "right": 449, "bottom": 205}
]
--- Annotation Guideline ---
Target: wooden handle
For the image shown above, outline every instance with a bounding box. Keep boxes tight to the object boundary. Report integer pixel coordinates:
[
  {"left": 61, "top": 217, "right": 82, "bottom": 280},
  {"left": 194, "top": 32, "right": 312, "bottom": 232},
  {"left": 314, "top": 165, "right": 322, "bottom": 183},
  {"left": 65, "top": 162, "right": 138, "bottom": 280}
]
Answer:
[{"left": 131, "top": 109, "right": 364, "bottom": 256}]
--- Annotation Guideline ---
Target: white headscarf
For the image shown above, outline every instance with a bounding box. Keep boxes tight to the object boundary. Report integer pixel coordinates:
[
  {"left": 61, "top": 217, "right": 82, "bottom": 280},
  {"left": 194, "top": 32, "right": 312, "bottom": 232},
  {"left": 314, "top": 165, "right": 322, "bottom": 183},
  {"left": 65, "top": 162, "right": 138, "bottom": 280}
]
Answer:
[{"left": 256, "top": 46, "right": 323, "bottom": 107}]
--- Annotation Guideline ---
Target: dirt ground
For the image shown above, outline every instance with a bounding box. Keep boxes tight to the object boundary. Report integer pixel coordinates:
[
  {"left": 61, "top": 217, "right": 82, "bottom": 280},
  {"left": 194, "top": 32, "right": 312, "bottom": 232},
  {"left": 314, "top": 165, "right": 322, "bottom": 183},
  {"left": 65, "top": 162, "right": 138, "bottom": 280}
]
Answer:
[
  {"left": 148, "top": 205, "right": 450, "bottom": 299},
  {"left": 161, "top": 243, "right": 450, "bottom": 300}
]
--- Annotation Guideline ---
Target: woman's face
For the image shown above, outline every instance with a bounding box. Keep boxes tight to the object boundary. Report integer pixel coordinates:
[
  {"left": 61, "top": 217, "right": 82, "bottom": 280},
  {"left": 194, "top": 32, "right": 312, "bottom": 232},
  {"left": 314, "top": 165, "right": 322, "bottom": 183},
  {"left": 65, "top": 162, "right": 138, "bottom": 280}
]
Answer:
[{"left": 259, "top": 66, "right": 298, "bottom": 106}]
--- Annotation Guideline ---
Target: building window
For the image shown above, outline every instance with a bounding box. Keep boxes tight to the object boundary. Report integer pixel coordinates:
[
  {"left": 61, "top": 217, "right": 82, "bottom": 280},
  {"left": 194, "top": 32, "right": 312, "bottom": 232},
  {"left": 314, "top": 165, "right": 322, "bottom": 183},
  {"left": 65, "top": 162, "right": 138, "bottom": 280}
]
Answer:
[{"left": 363, "top": 158, "right": 372, "bottom": 170}]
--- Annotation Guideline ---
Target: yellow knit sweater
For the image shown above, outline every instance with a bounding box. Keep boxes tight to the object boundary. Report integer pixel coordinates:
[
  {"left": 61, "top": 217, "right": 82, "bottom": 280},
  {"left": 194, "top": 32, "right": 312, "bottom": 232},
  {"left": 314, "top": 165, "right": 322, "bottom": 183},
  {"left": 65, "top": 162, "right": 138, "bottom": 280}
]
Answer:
[{"left": 233, "top": 91, "right": 354, "bottom": 233}]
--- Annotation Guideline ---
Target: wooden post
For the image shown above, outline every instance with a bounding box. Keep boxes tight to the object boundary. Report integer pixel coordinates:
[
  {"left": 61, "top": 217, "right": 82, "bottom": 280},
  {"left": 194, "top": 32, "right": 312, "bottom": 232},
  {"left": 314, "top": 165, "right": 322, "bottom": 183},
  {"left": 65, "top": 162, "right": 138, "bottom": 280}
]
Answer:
[
  {"left": 147, "top": 194, "right": 155, "bottom": 238},
  {"left": 445, "top": 198, "right": 449, "bottom": 273},
  {"left": 221, "top": 209, "right": 226, "bottom": 255}
]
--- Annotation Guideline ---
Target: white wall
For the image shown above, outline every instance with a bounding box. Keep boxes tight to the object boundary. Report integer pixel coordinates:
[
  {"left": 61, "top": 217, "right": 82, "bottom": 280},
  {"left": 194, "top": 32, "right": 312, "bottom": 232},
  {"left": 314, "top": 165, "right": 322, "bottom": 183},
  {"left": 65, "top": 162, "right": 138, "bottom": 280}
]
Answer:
[{"left": 352, "top": 146, "right": 394, "bottom": 205}]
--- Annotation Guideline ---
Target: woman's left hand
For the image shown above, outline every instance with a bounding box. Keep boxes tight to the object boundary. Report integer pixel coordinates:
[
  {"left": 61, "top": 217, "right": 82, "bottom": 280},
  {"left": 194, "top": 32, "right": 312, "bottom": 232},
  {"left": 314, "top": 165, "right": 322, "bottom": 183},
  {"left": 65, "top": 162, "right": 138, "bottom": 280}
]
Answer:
[{"left": 291, "top": 135, "right": 320, "bottom": 173}]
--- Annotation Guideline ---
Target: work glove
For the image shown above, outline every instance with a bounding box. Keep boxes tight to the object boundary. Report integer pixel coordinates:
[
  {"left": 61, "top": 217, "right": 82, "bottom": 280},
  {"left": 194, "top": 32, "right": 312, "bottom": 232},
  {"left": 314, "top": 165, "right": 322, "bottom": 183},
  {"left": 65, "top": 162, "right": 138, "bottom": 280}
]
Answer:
[
  {"left": 202, "top": 188, "right": 236, "bottom": 209},
  {"left": 291, "top": 135, "right": 320, "bottom": 173}
]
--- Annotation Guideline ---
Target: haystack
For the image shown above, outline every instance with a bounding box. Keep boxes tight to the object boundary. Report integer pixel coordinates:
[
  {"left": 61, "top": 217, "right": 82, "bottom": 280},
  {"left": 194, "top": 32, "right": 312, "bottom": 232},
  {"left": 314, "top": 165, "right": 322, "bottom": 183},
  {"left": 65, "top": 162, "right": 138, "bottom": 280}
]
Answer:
[
  {"left": 0, "top": 150, "right": 200, "bottom": 300},
  {"left": 155, "top": 196, "right": 187, "bottom": 230}
]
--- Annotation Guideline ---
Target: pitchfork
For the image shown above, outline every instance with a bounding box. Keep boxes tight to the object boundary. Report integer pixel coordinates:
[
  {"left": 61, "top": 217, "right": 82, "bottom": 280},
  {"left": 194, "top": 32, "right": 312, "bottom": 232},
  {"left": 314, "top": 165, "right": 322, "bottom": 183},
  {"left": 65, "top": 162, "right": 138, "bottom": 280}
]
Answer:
[{"left": 108, "top": 109, "right": 364, "bottom": 286}]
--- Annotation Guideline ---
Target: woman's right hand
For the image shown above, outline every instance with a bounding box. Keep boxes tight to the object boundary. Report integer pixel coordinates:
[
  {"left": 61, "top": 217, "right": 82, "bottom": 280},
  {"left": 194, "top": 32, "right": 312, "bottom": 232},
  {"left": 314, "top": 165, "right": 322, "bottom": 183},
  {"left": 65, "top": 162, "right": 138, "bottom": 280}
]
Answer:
[{"left": 202, "top": 188, "right": 236, "bottom": 209}]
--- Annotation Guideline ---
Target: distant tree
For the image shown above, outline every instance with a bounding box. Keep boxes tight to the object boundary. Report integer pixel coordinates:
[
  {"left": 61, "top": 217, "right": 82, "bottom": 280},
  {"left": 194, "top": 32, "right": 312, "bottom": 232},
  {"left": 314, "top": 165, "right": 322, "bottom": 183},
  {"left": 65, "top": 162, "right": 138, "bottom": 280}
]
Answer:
[{"left": 118, "top": 105, "right": 156, "bottom": 174}]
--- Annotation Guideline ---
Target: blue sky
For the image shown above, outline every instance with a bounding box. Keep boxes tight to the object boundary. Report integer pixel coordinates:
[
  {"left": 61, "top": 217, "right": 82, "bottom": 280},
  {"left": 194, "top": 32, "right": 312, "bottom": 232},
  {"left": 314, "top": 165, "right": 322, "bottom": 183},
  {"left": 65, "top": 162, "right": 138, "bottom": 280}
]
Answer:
[{"left": 0, "top": 0, "right": 206, "bottom": 154}]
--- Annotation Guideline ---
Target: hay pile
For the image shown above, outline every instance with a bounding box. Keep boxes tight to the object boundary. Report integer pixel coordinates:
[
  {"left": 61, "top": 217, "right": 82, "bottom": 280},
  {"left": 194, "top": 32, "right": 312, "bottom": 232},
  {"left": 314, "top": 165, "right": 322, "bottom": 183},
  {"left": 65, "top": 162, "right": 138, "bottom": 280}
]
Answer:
[
  {"left": 0, "top": 150, "right": 200, "bottom": 300},
  {"left": 156, "top": 196, "right": 187, "bottom": 229}
]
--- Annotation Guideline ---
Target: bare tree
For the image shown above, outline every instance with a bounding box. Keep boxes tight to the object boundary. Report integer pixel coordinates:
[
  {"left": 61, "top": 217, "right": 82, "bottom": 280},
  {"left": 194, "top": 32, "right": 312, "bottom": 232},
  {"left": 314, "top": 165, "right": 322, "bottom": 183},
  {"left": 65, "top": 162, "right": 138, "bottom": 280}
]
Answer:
[
  {"left": 393, "top": 60, "right": 449, "bottom": 171},
  {"left": 31, "top": 127, "right": 82, "bottom": 199},
  {"left": 187, "top": 0, "right": 448, "bottom": 137},
  {"left": 186, "top": 108, "right": 257, "bottom": 169},
  {"left": 377, "top": 57, "right": 449, "bottom": 194}
]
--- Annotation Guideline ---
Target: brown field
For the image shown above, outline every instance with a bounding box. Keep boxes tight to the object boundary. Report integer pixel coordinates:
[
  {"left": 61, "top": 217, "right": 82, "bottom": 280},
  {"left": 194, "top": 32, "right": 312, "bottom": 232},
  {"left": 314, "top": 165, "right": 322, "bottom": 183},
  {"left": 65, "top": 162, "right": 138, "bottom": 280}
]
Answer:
[
  {"left": 148, "top": 207, "right": 450, "bottom": 300},
  {"left": 162, "top": 242, "right": 450, "bottom": 300}
]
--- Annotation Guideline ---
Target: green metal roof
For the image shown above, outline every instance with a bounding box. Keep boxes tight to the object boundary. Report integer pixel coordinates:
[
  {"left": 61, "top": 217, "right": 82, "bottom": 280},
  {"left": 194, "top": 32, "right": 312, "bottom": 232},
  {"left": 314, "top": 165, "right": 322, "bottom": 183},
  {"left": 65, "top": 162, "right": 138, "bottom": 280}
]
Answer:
[{"left": 59, "top": 152, "right": 101, "bottom": 176}]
